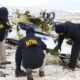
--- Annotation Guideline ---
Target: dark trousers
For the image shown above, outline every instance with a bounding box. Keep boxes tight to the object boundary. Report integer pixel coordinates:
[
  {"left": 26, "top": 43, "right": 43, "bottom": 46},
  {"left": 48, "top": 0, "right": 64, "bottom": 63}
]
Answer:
[{"left": 69, "top": 42, "right": 80, "bottom": 69}]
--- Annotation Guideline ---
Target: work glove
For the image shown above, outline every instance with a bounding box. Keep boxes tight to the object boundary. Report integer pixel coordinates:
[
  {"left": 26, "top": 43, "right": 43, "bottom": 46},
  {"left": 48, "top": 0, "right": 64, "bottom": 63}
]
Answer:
[
  {"left": 15, "top": 67, "right": 21, "bottom": 77},
  {"left": 8, "top": 29, "right": 12, "bottom": 32},
  {"left": 54, "top": 38, "right": 58, "bottom": 43}
]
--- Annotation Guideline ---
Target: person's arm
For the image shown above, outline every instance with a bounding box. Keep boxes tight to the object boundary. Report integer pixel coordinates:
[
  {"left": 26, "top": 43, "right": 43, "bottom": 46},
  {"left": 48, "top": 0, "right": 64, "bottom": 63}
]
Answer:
[
  {"left": 6, "top": 20, "right": 12, "bottom": 29},
  {"left": 57, "top": 35, "right": 64, "bottom": 48},
  {"left": 5, "top": 20, "right": 12, "bottom": 34},
  {"left": 41, "top": 40, "right": 47, "bottom": 50},
  {"left": 38, "top": 37, "right": 47, "bottom": 50},
  {"left": 54, "top": 35, "right": 64, "bottom": 51}
]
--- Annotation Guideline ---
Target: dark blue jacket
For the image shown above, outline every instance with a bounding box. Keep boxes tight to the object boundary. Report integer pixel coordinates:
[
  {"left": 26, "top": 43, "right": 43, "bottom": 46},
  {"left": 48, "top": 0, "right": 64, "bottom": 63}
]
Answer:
[
  {"left": 0, "top": 18, "right": 11, "bottom": 42},
  {"left": 57, "top": 21, "right": 80, "bottom": 48},
  {"left": 56, "top": 21, "right": 80, "bottom": 68},
  {"left": 15, "top": 33, "right": 47, "bottom": 69}
]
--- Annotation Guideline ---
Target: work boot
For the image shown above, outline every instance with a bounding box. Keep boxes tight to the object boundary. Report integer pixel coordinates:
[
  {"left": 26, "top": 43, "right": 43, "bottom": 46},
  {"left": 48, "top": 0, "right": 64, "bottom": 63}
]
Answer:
[
  {"left": 15, "top": 70, "right": 21, "bottom": 77},
  {"left": 63, "top": 65, "right": 75, "bottom": 71},
  {"left": 39, "top": 71, "right": 44, "bottom": 77},
  {"left": 27, "top": 68, "right": 33, "bottom": 80}
]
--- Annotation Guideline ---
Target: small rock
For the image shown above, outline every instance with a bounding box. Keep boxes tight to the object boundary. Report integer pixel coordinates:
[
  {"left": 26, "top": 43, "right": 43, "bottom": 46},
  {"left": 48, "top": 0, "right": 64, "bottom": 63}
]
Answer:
[{"left": 0, "top": 71, "right": 6, "bottom": 77}]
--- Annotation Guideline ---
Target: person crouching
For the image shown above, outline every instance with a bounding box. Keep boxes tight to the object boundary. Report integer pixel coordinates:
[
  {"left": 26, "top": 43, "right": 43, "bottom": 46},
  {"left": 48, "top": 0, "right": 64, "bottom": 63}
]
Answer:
[{"left": 15, "top": 27, "right": 47, "bottom": 78}]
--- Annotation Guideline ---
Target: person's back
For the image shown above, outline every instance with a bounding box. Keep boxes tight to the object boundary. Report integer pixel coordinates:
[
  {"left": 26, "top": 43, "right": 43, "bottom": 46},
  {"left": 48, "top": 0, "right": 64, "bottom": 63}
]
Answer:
[
  {"left": 64, "top": 21, "right": 80, "bottom": 41},
  {"left": 20, "top": 34, "right": 46, "bottom": 69}
]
